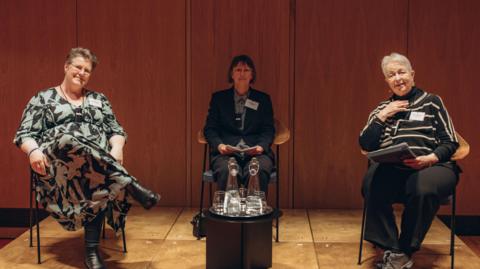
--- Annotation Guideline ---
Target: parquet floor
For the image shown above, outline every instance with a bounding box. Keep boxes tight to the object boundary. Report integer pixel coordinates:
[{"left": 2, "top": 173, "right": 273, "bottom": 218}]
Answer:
[{"left": 1, "top": 207, "right": 479, "bottom": 268}]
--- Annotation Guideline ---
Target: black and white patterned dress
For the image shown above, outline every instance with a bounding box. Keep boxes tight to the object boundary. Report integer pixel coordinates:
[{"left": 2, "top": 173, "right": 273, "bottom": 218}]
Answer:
[{"left": 14, "top": 88, "right": 133, "bottom": 231}]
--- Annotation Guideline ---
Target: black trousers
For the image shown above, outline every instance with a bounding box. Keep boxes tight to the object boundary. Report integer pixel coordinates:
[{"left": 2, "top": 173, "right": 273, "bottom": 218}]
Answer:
[
  {"left": 84, "top": 210, "right": 105, "bottom": 248},
  {"left": 211, "top": 153, "right": 273, "bottom": 193},
  {"left": 362, "top": 163, "right": 457, "bottom": 255}
]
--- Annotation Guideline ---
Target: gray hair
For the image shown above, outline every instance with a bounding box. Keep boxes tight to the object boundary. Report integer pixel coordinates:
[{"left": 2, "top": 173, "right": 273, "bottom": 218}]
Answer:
[
  {"left": 66, "top": 47, "right": 98, "bottom": 70},
  {"left": 381, "top": 52, "right": 412, "bottom": 77}
]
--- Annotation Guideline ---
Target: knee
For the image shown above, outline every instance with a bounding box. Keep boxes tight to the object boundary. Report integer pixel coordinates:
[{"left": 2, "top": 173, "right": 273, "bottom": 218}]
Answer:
[
  {"left": 213, "top": 166, "right": 229, "bottom": 184},
  {"left": 259, "top": 166, "right": 272, "bottom": 177},
  {"left": 361, "top": 179, "right": 372, "bottom": 199},
  {"left": 410, "top": 185, "right": 438, "bottom": 199},
  {"left": 361, "top": 183, "right": 369, "bottom": 199},
  {"left": 58, "top": 134, "right": 77, "bottom": 147}
]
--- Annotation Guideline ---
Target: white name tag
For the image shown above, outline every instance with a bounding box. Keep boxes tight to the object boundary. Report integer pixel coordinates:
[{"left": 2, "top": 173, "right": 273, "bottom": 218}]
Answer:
[
  {"left": 88, "top": 98, "right": 103, "bottom": 108},
  {"left": 245, "top": 99, "right": 259, "bottom": 110},
  {"left": 409, "top": 111, "right": 425, "bottom": 121}
]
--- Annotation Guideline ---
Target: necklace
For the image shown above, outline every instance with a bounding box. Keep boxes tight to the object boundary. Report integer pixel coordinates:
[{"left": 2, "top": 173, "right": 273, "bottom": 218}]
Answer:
[
  {"left": 59, "top": 84, "right": 84, "bottom": 105},
  {"left": 59, "top": 85, "right": 85, "bottom": 123}
]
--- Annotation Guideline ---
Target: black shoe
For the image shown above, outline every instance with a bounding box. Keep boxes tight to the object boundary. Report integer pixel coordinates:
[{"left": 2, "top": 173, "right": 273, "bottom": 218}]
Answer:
[
  {"left": 126, "top": 180, "right": 161, "bottom": 209},
  {"left": 84, "top": 247, "right": 106, "bottom": 269}
]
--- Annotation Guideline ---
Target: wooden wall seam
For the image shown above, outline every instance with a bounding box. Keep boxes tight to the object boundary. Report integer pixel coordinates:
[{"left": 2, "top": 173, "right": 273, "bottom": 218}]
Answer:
[
  {"left": 186, "top": 0, "right": 192, "bottom": 206},
  {"left": 289, "top": 0, "right": 296, "bottom": 209}
]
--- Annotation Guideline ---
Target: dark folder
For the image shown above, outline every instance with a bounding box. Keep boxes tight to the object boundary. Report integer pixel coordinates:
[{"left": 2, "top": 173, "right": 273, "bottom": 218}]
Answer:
[{"left": 366, "top": 142, "right": 417, "bottom": 163}]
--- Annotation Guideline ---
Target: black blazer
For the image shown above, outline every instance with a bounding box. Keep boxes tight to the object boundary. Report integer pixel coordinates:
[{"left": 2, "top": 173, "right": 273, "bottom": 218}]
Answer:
[{"left": 204, "top": 87, "right": 275, "bottom": 158}]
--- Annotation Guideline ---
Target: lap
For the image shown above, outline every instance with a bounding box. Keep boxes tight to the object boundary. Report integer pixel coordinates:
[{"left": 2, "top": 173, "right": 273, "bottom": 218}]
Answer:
[
  {"left": 212, "top": 154, "right": 273, "bottom": 172},
  {"left": 364, "top": 164, "right": 457, "bottom": 203}
]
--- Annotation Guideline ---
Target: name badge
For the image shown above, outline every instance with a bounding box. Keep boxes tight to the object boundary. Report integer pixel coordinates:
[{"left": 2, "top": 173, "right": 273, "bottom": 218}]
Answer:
[
  {"left": 409, "top": 111, "right": 425, "bottom": 121},
  {"left": 88, "top": 98, "right": 103, "bottom": 108},
  {"left": 245, "top": 99, "right": 259, "bottom": 110}
]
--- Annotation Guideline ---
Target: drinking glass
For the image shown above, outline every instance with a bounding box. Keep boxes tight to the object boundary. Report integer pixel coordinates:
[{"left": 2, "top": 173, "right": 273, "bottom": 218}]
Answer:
[
  {"left": 254, "top": 191, "right": 267, "bottom": 212},
  {"left": 212, "top": 191, "right": 225, "bottom": 214},
  {"left": 238, "top": 187, "right": 247, "bottom": 213},
  {"left": 246, "top": 195, "right": 262, "bottom": 215},
  {"left": 225, "top": 190, "right": 241, "bottom": 216}
]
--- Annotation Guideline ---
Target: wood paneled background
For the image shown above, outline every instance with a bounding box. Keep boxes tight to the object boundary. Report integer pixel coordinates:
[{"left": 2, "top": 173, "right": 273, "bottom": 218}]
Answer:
[{"left": 1, "top": 0, "right": 479, "bottom": 214}]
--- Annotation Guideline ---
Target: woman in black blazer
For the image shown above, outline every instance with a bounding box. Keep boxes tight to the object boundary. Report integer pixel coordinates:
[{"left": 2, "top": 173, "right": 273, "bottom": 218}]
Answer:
[{"left": 204, "top": 55, "right": 275, "bottom": 192}]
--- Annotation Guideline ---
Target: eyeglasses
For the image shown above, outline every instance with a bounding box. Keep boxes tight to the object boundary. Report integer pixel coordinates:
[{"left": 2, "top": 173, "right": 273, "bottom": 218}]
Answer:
[{"left": 70, "top": 65, "right": 92, "bottom": 76}]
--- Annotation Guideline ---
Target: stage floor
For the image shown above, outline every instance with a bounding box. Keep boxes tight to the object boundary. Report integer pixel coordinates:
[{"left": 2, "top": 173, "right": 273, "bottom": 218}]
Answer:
[{"left": 0, "top": 207, "right": 479, "bottom": 268}]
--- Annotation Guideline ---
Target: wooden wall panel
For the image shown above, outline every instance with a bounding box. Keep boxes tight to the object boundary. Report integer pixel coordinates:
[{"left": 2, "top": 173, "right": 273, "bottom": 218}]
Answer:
[
  {"left": 294, "top": 0, "right": 408, "bottom": 208},
  {"left": 190, "top": 0, "right": 291, "bottom": 207},
  {"left": 0, "top": 0, "right": 76, "bottom": 208},
  {"left": 77, "top": 0, "right": 186, "bottom": 206},
  {"left": 408, "top": 0, "right": 480, "bottom": 215},
  {"left": 1, "top": 0, "right": 479, "bottom": 213}
]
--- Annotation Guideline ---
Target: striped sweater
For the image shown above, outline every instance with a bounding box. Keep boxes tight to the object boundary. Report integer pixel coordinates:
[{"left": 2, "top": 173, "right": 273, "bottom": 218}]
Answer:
[{"left": 359, "top": 87, "right": 458, "bottom": 162}]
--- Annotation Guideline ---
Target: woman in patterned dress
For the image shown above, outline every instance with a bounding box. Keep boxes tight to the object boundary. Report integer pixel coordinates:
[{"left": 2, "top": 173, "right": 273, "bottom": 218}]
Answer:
[{"left": 14, "top": 47, "right": 160, "bottom": 269}]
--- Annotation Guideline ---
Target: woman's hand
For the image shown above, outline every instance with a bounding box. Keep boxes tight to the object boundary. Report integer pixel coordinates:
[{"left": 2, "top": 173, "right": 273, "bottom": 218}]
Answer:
[
  {"left": 108, "top": 135, "right": 125, "bottom": 164},
  {"left": 377, "top": 100, "right": 409, "bottom": 121},
  {"left": 29, "top": 149, "right": 49, "bottom": 176},
  {"left": 218, "top": 144, "right": 235, "bottom": 155},
  {"left": 110, "top": 146, "right": 124, "bottom": 165},
  {"left": 245, "top": 145, "right": 264, "bottom": 156},
  {"left": 403, "top": 153, "right": 439, "bottom": 170}
]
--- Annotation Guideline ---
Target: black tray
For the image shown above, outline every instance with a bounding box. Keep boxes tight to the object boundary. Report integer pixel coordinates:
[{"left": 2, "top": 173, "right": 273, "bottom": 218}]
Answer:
[{"left": 208, "top": 206, "right": 274, "bottom": 219}]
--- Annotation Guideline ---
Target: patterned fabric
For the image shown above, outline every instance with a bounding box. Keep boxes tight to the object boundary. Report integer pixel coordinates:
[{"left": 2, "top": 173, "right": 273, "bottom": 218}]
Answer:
[{"left": 14, "top": 88, "right": 132, "bottom": 231}]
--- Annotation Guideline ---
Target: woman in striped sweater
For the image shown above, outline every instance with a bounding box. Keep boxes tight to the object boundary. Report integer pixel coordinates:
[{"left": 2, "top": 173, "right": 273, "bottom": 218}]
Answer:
[{"left": 359, "top": 52, "right": 460, "bottom": 269}]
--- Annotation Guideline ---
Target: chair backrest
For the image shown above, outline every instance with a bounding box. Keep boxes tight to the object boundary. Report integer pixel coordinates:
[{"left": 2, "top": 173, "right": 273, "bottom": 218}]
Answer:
[
  {"left": 197, "top": 118, "right": 291, "bottom": 146},
  {"left": 197, "top": 129, "right": 207, "bottom": 145},
  {"left": 273, "top": 118, "right": 290, "bottom": 145},
  {"left": 451, "top": 132, "right": 469, "bottom": 161}
]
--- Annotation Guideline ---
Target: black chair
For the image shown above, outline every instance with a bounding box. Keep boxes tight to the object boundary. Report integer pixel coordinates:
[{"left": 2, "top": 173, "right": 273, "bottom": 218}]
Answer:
[
  {"left": 358, "top": 132, "right": 470, "bottom": 269},
  {"left": 197, "top": 118, "right": 290, "bottom": 242},
  {"left": 29, "top": 170, "right": 127, "bottom": 264}
]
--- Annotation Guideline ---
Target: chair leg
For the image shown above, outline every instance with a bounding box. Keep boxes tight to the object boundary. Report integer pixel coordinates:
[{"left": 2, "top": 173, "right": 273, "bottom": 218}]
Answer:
[
  {"left": 358, "top": 198, "right": 367, "bottom": 265},
  {"left": 121, "top": 225, "right": 127, "bottom": 253},
  {"left": 196, "top": 143, "right": 208, "bottom": 240},
  {"left": 208, "top": 182, "right": 213, "bottom": 207},
  {"left": 275, "top": 213, "right": 279, "bottom": 243},
  {"left": 196, "top": 178, "right": 205, "bottom": 241},
  {"left": 275, "top": 144, "right": 280, "bottom": 242},
  {"left": 35, "top": 191, "right": 41, "bottom": 264},
  {"left": 29, "top": 173, "right": 33, "bottom": 248},
  {"left": 275, "top": 175, "right": 280, "bottom": 243},
  {"left": 450, "top": 189, "right": 456, "bottom": 269},
  {"left": 102, "top": 216, "right": 106, "bottom": 239}
]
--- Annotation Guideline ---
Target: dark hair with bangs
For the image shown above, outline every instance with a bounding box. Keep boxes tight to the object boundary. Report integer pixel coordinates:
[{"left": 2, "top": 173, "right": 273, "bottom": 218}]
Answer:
[{"left": 227, "top": 54, "right": 256, "bottom": 84}]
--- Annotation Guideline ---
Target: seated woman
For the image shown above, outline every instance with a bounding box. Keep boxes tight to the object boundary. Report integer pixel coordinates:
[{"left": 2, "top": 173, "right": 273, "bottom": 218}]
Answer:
[
  {"left": 359, "top": 52, "right": 460, "bottom": 269},
  {"left": 204, "top": 55, "right": 275, "bottom": 193},
  {"left": 14, "top": 47, "right": 160, "bottom": 269}
]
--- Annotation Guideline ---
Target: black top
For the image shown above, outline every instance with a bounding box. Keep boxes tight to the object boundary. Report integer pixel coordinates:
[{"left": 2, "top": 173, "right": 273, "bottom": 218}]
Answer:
[
  {"left": 204, "top": 87, "right": 275, "bottom": 156},
  {"left": 359, "top": 87, "right": 458, "bottom": 162}
]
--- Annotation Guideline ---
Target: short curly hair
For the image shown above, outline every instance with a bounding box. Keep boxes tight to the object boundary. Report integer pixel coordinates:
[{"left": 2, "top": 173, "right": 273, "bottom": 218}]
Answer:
[
  {"left": 381, "top": 52, "right": 412, "bottom": 77},
  {"left": 65, "top": 47, "right": 98, "bottom": 70}
]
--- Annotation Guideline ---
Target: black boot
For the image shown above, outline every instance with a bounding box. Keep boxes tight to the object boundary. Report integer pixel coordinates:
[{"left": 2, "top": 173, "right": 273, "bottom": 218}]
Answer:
[
  {"left": 126, "top": 180, "right": 161, "bottom": 209},
  {"left": 84, "top": 212, "right": 106, "bottom": 269},
  {"left": 84, "top": 246, "right": 106, "bottom": 269}
]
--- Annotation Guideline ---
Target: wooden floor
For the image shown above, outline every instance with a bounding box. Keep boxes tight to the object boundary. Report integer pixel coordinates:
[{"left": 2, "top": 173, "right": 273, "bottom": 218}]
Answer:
[{"left": 1, "top": 207, "right": 480, "bottom": 268}]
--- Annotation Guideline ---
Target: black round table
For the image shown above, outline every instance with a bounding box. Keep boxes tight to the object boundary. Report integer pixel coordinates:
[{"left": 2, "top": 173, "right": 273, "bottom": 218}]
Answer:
[{"left": 204, "top": 208, "right": 282, "bottom": 269}]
